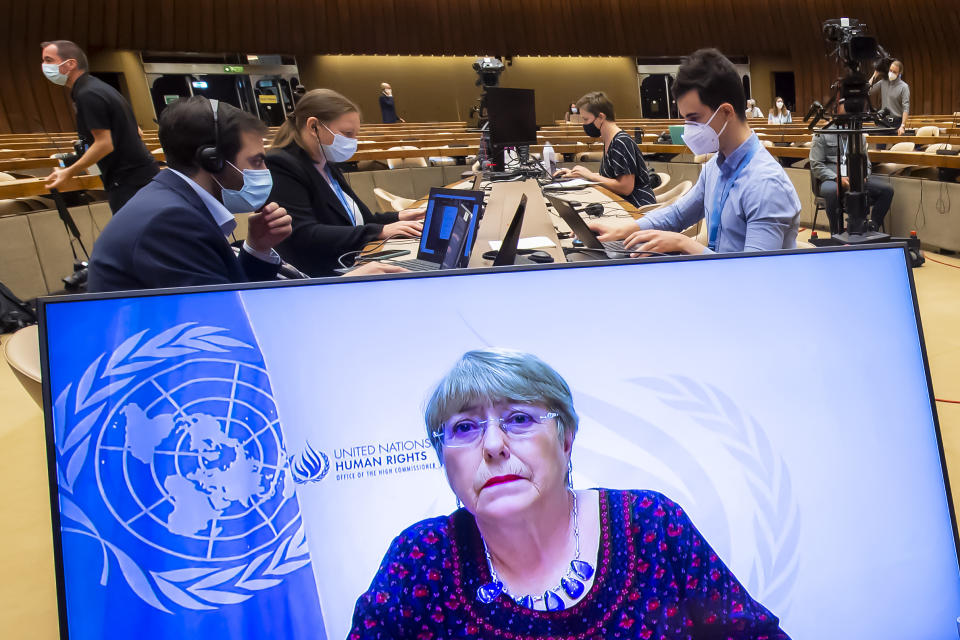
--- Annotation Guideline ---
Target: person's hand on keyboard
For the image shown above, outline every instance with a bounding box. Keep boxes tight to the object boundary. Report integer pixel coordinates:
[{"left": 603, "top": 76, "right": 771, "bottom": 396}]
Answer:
[
  {"left": 343, "top": 262, "right": 410, "bottom": 277},
  {"left": 379, "top": 220, "right": 423, "bottom": 240},
  {"left": 586, "top": 218, "right": 637, "bottom": 241},
  {"left": 398, "top": 206, "right": 427, "bottom": 221},
  {"left": 554, "top": 165, "right": 596, "bottom": 181},
  {"left": 622, "top": 230, "right": 706, "bottom": 256}
]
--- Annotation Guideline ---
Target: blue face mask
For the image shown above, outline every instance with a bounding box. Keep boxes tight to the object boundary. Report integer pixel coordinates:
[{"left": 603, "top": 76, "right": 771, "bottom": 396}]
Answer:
[
  {"left": 217, "top": 161, "right": 273, "bottom": 213},
  {"left": 319, "top": 123, "right": 358, "bottom": 163}
]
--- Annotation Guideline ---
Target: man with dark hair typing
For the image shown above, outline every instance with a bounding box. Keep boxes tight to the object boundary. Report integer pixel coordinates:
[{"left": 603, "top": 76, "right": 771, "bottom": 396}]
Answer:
[
  {"left": 588, "top": 49, "right": 800, "bottom": 254},
  {"left": 87, "top": 97, "right": 293, "bottom": 292}
]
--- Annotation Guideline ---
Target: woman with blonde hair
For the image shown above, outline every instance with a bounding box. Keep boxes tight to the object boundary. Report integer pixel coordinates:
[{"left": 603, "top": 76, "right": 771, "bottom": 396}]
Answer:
[{"left": 266, "top": 88, "right": 424, "bottom": 276}]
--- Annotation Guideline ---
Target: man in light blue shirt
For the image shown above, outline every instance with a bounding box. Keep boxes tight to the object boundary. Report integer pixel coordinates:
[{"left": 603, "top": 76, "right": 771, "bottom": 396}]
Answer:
[{"left": 588, "top": 49, "right": 801, "bottom": 255}]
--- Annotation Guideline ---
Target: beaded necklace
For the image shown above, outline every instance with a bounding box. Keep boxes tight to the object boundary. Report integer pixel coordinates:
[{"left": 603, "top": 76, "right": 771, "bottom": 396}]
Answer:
[{"left": 475, "top": 491, "right": 595, "bottom": 611}]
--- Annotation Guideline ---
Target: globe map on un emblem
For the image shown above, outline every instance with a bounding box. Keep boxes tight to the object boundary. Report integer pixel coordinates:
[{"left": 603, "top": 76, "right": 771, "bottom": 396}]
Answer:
[{"left": 94, "top": 359, "right": 299, "bottom": 562}]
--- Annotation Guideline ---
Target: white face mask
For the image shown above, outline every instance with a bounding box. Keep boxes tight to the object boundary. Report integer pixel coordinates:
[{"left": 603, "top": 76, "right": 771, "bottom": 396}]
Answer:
[
  {"left": 888, "top": 71, "right": 899, "bottom": 82},
  {"left": 681, "top": 108, "right": 728, "bottom": 155},
  {"left": 776, "top": 101, "right": 784, "bottom": 109},
  {"left": 318, "top": 123, "right": 358, "bottom": 163},
  {"left": 42, "top": 61, "right": 70, "bottom": 86}
]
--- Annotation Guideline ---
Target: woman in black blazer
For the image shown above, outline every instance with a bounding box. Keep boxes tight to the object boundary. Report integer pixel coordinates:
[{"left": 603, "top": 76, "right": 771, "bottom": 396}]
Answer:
[{"left": 266, "top": 89, "right": 423, "bottom": 276}]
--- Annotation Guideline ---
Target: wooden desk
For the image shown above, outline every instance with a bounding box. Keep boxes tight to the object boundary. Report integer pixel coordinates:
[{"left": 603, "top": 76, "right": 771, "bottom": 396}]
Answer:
[
  {"left": 468, "top": 179, "right": 566, "bottom": 267},
  {"left": 0, "top": 157, "right": 63, "bottom": 171},
  {"left": 0, "top": 175, "right": 102, "bottom": 199}
]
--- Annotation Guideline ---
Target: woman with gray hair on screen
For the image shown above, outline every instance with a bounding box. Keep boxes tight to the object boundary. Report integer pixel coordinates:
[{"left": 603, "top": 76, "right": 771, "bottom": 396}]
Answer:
[{"left": 349, "top": 347, "right": 789, "bottom": 639}]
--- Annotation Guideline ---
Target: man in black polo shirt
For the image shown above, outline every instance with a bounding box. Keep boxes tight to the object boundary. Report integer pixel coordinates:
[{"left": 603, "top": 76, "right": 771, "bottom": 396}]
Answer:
[{"left": 41, "top": 40, "right": 158, "bottom": 213}]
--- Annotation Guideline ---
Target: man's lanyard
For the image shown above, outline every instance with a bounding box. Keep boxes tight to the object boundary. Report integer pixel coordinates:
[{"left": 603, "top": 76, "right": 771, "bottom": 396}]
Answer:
[
  {"left": 709, "top": 140, "right": 760, "bottom": 251},
  {"left": 326, "top": 166, "right": 358, "bottom": 225}
]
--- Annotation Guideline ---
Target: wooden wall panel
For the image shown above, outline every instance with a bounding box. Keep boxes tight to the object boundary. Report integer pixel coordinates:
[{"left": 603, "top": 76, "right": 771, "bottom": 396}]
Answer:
[{"left": 0, "top": 0, "right": 956, "bottom": 133}]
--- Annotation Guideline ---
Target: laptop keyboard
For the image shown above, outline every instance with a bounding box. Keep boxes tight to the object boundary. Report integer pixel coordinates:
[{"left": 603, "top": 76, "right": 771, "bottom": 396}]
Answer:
[
  {"left": 388, "top": 259, "right": 440, "bottom": 271},
  {"left": 602, "top": 241, "right": 635, "bottom": 255}
]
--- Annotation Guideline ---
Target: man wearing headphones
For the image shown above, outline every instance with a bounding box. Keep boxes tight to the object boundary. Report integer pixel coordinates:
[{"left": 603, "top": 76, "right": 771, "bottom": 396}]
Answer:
[{"left": 87, "top": 96, "right": 293, "bottom": 292}]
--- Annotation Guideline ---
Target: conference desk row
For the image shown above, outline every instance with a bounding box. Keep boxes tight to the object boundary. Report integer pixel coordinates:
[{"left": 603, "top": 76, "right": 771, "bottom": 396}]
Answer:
[
  {"left": 371, "top": 178, "right": 641, "bottom": 270},
  {"left": 4, "top": 143, "right": 959, "bottom": 201}
]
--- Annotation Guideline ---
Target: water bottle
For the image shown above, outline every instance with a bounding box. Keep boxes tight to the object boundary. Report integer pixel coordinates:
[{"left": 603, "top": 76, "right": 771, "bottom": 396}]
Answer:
[{"left": 543, "top": 141, "right": 556, "bottom": 175}]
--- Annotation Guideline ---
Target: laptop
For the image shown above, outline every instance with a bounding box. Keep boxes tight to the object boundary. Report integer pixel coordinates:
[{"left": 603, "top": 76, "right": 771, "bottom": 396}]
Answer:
[
  {"left": 395, "top": 202, "right": 476, "bottom": 271},
  {"left": 440, "top": 204, "right": 475, "bottom": 269},
  {"left": 492, "top": 194, "right": 528, "bottom": 266},
  {"left": 395, "top": 187, "right": 484, "bottom": 271},
  {"left": 545, "top": 194, "right": 637, "bottom": 259}
]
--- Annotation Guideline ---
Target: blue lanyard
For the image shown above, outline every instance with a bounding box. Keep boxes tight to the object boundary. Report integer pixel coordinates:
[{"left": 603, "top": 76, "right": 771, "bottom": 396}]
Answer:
[
  {"left": 326, "top": 166, "right": 357, "bottom": 224},
  {"left": 708, "top": 141, "right": 760, "bottom": 251}
]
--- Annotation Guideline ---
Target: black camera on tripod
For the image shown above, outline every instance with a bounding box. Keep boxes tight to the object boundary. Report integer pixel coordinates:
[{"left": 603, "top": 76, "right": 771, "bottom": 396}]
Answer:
[
  {"left": 815, "top": 18, "right": 895, "bottom": 116},
  {"left": 805, "top": 19, "right": 924, "bottom": 265},
  {"left": 822, "top": 19, "right": 893, "bottom": 75},
  {"left": 472, "top": 57, "right": 505, "bottom": 88}
]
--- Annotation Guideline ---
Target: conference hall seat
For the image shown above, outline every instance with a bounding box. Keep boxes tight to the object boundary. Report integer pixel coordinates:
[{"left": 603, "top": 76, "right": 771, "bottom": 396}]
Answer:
[
  {"left": 373, "top": 187, "right": 416, "bottom": 212},
  {"left": 872, "top": 141, "right": 918, "bottom": 176},
  {"left": 386, "top": 146, "right": 428, "bottom": 169}
]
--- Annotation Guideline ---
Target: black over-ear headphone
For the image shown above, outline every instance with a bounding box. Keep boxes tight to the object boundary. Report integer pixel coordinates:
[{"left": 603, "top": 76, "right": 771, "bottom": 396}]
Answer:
[{"left": 194, "top": 98, "right": 224, "bottom": 172}]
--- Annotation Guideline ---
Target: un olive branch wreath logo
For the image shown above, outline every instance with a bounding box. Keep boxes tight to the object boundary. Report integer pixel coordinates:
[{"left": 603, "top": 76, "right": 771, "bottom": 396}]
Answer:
[
  {"left": 53, "top": 322, "right": 310, "bottom": 612},
  {"left": 630, "top": 376, "right": 801, "bottom": 616}
]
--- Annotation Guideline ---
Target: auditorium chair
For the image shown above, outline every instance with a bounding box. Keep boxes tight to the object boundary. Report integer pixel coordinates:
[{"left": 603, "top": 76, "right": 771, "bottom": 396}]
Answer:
[
  {"left": 872, "top": 141, "right": 917, "bottom": 176},
  {"left": 386, "top": 146, "right": 428, "bottom": 170},
  {"left": 632, "top": 180, "right": 693, "bottom": 218},
  {"left": 652, "top": 173, "right": 671, "bottom": 195},
  {"left": 653, "top": 180, "right": 692, "bottom": 204},
  {"left": 915, "top": 125, "right": 940, "bottom": 137},
  {"left": 355, "top": 160, "right": 389, "bottom": 172},
  {"left": 373, "top": 187, "right": 416, "bottom": 212},
  {"left": 2, "top": 325, "right": 42, "bottom": 406},
  {"left": 427, "top": 146, "right": 457, "bottom": 167},
  {"left": 906, "top": 143, "right": 954, "bottom": 180}
]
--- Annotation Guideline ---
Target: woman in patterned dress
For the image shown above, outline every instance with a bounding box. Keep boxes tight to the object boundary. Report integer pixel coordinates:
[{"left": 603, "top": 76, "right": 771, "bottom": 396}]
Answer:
[{"left": 350, "top": 348, "right": 789, "bottom": 640}]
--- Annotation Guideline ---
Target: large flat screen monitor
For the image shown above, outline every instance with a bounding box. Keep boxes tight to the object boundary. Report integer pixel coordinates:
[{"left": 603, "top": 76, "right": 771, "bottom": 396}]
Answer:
[
  {"left": 486, "top": 87, "right": 538, "bottom": 147},
  {"left": 39, "top": 246, "right": 958, "bottom": 639}
]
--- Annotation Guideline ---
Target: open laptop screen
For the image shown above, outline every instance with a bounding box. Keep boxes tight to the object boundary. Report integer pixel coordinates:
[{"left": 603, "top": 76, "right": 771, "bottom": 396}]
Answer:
[
  {"left": 419, "top": 188, "right": 484, "bottom": 261},
  {"left": 439, "top": 203, "right": 475, "bottom": 270},
  {"left": 39, "top": 246, "right": 958, "bottom": 639}
]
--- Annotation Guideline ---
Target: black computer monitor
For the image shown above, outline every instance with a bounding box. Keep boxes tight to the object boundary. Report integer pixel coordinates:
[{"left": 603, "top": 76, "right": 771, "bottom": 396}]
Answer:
[
  {"left": 485, "top": 87, "right": 538, "bottom": 147},
  {"left": 37, "top": 246, "right": 960, "bottom": 639}
]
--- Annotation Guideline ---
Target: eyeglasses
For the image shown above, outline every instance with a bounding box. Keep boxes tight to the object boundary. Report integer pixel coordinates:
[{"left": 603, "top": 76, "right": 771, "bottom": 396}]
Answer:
[{"left": 433, "top": 409, "right": 559, "bottom": 448}]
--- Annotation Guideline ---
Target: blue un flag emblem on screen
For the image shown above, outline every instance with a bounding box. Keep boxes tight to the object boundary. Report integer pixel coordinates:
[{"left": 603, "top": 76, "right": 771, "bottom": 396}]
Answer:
[{"left": 48, "top": 304, "right": 325, "bottom": 639}]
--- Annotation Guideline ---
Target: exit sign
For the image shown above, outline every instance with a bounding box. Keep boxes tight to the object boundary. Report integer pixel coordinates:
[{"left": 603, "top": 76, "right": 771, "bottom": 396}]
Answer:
[{"left": 223, "top": 65, "right": 245, "bottom": 73}]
